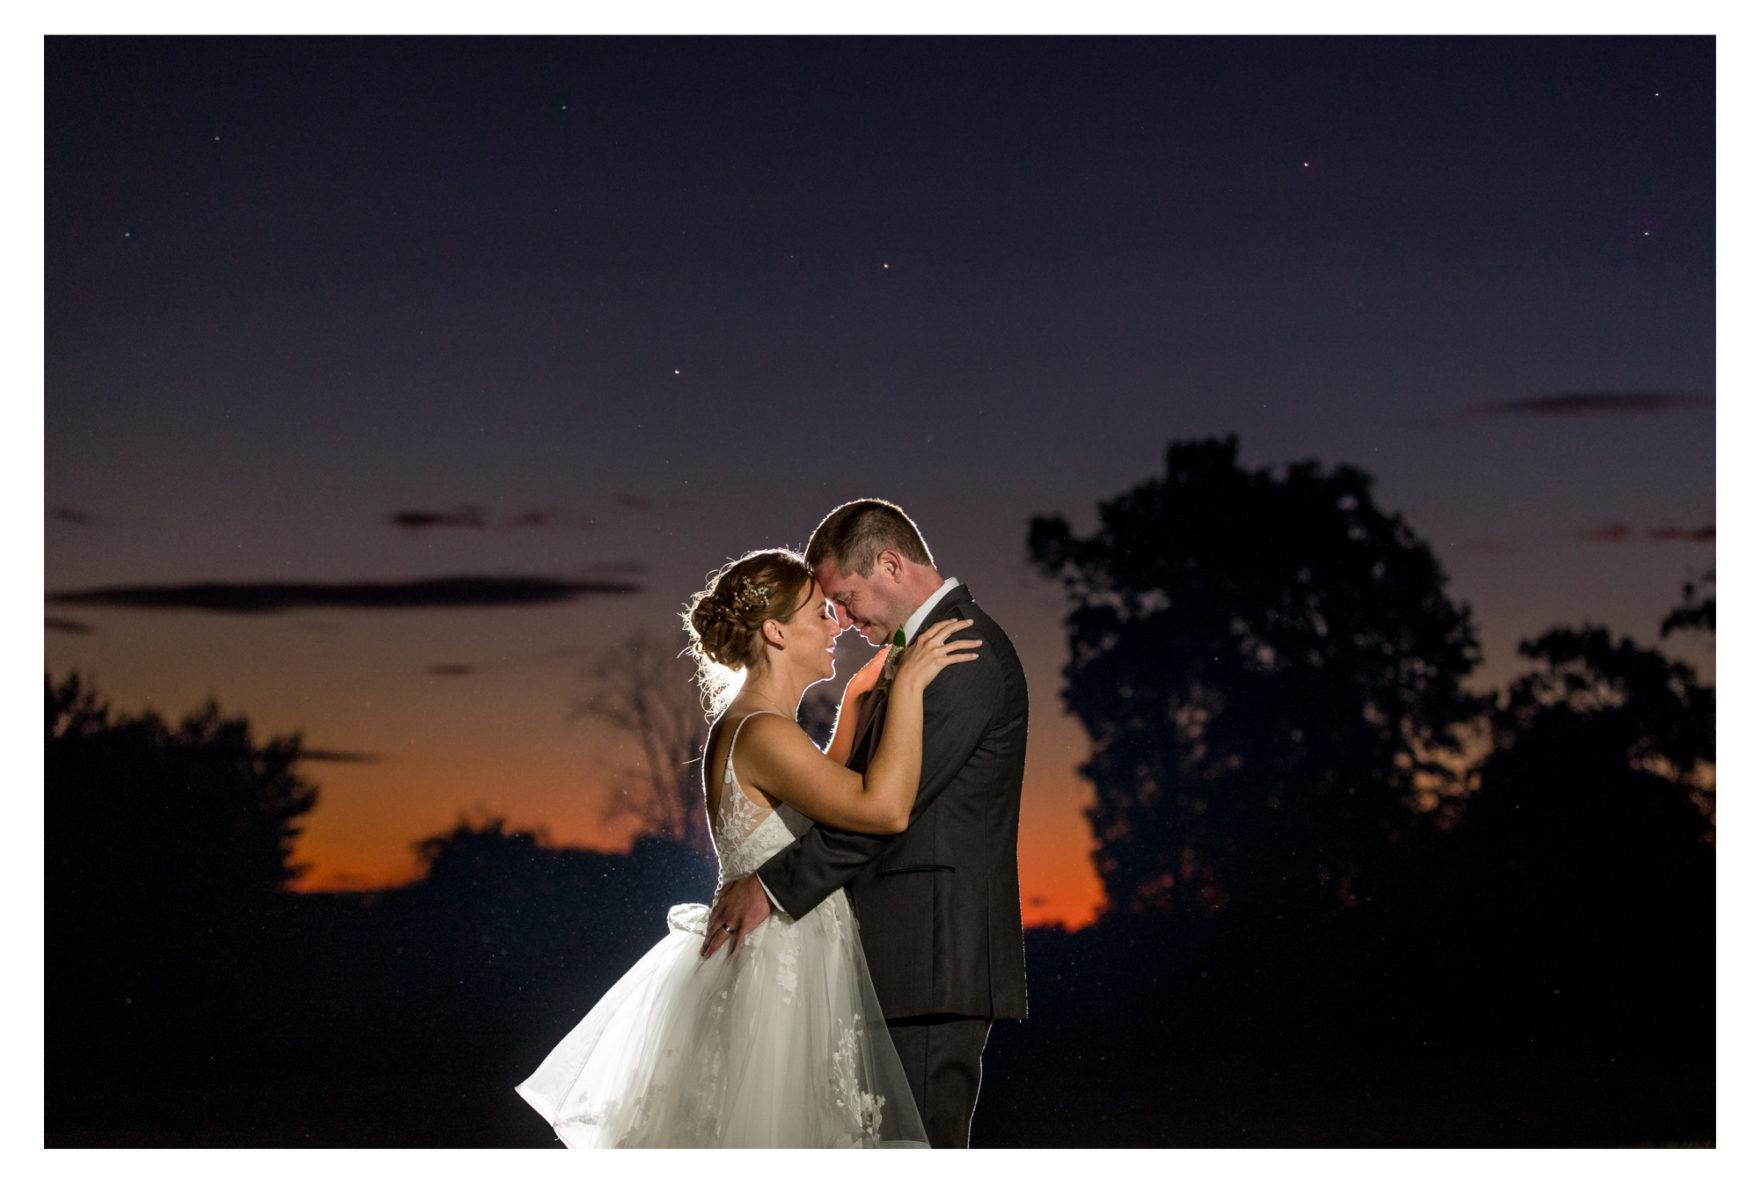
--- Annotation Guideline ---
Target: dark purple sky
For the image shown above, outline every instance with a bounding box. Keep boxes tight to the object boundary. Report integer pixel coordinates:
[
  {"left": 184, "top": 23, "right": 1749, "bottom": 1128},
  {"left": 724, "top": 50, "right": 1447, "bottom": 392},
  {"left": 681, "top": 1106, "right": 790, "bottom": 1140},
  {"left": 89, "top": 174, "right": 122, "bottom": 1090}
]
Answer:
[{"left": 44, "top": 37, "right": 1714, "bottom": 921}]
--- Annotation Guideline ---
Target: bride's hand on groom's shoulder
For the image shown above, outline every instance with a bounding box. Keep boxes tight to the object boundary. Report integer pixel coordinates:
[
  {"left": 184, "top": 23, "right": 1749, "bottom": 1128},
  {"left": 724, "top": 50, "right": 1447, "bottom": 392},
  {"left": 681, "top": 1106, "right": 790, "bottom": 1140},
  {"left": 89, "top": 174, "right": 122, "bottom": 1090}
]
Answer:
[{"left": 893, "top": 618, "right": 981, "bottom": 693}]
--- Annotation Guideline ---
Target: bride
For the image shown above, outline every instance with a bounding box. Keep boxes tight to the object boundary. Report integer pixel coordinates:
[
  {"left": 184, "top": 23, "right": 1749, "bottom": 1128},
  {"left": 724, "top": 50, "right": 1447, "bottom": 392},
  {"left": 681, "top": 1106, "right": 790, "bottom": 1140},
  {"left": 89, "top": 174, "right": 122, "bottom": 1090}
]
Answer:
[{"left": 515, "top": 547, "right": 980, "bottom": 1147}]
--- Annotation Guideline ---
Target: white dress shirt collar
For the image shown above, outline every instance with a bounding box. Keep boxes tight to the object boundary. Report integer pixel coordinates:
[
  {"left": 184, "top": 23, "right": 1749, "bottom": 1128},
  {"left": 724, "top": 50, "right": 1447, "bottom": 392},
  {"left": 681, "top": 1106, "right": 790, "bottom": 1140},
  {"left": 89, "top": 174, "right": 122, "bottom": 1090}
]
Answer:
[{"left": 901, "top": 576, "right": 960, "bottom": 643}]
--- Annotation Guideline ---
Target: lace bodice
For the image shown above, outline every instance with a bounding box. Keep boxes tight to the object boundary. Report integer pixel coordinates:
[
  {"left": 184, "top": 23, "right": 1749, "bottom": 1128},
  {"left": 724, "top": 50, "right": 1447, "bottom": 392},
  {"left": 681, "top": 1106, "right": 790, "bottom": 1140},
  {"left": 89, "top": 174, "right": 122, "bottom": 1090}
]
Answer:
[{"left": 711, "top": 711, "right": 801, "bottom": 885}]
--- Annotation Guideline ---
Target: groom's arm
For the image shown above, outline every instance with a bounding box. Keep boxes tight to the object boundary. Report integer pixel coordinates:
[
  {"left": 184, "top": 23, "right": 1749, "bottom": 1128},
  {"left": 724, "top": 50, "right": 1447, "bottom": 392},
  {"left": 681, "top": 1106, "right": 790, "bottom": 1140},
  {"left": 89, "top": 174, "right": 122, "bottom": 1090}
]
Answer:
[{"left": 755, "top": 627, "right": 1004, "bottom": 918}]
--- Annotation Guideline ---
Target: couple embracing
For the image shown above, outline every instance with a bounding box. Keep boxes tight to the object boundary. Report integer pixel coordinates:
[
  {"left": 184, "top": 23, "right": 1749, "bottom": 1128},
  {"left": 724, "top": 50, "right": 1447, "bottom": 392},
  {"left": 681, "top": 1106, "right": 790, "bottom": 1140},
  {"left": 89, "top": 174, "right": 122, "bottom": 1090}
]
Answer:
[{"left": 516, "top": 499, "right": 1029, "bottom": 1148}]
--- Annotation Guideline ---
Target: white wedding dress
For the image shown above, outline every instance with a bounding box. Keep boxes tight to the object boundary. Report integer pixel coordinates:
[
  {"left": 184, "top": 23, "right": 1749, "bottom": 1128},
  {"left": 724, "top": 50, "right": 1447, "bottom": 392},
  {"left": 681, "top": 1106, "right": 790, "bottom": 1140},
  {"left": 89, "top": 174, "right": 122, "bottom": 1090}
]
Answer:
[{"left": 515, "top": 711, "right": 930, "bottom": 1148}]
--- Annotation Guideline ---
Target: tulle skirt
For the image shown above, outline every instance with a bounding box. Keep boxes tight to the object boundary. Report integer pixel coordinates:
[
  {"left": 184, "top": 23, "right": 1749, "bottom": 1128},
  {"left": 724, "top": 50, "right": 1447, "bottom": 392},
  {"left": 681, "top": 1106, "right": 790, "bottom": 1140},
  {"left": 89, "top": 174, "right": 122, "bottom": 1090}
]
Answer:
[{"left": 516, "top": 897, "right": 929, "bottom": 1148}]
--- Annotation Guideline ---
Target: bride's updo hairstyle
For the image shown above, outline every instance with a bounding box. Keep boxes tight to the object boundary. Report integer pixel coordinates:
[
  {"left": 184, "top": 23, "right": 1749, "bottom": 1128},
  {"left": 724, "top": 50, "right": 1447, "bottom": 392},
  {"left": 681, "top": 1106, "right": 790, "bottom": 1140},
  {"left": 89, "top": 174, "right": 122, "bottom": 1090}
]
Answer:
[{"left": 683, "top": 548, "right": 816, "bottom": 716}]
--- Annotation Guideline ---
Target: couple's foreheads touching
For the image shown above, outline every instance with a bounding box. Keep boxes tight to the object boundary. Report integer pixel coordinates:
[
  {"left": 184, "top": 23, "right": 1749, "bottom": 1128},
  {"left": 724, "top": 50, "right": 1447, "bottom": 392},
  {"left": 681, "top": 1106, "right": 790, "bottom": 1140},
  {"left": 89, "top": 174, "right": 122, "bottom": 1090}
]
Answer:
[{"left": 683, "top": 499, "right": 942, "bottom": 712}]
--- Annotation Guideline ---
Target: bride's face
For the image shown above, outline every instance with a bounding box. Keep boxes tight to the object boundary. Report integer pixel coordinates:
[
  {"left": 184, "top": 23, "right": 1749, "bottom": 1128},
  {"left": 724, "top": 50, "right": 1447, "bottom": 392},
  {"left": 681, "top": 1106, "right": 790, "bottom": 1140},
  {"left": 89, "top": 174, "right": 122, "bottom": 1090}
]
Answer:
[{"left": 781, "top": 581, "right": 843, "bottom": 683}]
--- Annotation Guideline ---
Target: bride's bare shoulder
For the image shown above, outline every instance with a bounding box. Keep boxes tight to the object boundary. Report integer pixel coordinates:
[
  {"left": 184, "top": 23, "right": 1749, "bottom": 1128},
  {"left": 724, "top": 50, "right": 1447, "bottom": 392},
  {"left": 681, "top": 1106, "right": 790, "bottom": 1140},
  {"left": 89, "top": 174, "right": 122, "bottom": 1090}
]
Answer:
[
  {"left": 716, "top": 709, "right": 801, "bottom": 774},
  {"left": 729, "top": 709, "right": 802, "bottom": 749}
]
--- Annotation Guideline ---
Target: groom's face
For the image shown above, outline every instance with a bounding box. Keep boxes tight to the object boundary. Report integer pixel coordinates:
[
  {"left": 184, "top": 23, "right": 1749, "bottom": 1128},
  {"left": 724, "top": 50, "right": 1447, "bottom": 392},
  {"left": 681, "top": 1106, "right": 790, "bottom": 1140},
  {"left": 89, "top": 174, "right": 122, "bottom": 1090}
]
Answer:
[{"left": 814, "top": 559, "right": 900, "bottom": 647}]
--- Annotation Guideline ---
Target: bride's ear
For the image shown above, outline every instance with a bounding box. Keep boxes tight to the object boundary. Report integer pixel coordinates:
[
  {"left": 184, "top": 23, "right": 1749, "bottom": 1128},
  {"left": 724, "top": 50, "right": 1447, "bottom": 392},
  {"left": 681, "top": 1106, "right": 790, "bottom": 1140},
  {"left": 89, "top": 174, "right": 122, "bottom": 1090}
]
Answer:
[{"left": 761, "top": 617, "right": 785, "bottom": 647}]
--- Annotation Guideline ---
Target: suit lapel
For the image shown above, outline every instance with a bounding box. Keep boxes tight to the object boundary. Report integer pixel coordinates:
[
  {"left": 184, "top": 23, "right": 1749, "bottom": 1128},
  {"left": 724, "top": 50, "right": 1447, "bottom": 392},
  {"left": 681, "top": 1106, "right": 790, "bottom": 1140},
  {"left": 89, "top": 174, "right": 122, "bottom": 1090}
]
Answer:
[{"left": 853, "top": 690, "right": 889, "bottom": 767}]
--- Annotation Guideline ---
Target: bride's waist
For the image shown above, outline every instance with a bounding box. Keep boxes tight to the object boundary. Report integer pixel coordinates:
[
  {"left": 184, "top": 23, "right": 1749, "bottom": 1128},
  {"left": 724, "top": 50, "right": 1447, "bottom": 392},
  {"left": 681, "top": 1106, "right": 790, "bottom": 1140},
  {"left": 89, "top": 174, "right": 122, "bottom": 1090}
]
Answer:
[{"left": 715, "top": 849, "right": 792, "bottom": 883}]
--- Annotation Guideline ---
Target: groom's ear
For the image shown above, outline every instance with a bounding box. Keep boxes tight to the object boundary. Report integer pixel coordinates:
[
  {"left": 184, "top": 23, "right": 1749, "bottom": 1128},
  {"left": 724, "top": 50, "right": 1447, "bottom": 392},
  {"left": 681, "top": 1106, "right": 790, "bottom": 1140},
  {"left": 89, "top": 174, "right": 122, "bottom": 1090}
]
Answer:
[{"left": 873, "top": 550, "right": 904, "bottom": 583}]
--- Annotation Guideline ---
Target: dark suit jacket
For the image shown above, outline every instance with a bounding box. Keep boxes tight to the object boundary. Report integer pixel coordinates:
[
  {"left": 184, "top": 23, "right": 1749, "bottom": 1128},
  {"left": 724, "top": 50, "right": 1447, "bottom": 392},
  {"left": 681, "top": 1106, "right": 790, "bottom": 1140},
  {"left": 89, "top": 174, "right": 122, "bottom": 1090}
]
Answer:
[{"left": 755, "top": 583, "right": 1030, "bottom": 1021}]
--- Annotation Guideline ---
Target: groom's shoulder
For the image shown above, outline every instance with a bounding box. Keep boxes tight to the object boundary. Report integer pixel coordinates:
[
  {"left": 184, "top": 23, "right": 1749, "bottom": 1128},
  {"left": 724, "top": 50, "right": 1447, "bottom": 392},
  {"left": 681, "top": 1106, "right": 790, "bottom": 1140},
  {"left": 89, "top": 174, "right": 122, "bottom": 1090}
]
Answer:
[
  {"left": 942, "top": 584, "right": 1014, "bottom": 640},
  {"left": 937, "top": 586, "right": 1024, "bottom": 683}
]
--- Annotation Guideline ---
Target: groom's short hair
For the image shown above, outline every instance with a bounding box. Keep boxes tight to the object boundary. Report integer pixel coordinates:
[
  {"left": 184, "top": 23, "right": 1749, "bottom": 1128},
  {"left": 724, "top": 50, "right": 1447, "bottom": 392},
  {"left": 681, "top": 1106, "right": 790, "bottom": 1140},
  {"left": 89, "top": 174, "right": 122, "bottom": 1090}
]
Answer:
[{"left": 806, "top": 499, "right": 935, "bottom": 576}]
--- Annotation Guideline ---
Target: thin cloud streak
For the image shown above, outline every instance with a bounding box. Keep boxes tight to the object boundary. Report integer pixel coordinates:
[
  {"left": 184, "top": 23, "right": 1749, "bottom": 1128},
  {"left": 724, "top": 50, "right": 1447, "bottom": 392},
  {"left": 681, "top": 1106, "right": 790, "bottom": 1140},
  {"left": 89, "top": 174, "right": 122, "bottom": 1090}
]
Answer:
[
  {"left": 49, "top": 507, "right": 95, "bottom": 525},
  {"left": 295, "top": 748, "right": 382, "bottom": 764},
  {"left": 391, "top": 506, "right": 594, "bottom": 532},
  {"left": 1577, "top": 523, "right": 1715, "bottom": 544},
  {"left": 426, "top": 663, "right": 477, "bottom": 677},
  {"left": 1648, "top": 524, "right": 1715, "bottom": 543},
  {"left": 46, "top": 617, "right": 94, "bottom": 634},
  {"left": 500, "top": 509, "right": 580, "bottom": 531},
  {"left": 46, "top": 574, "right": 644, "bottom": 615},
  {"left": 1473, "top": 391, "right": 1713, "bottom": 418},
  {"left": 1405, "top": 390, "right": 1713, "bottom": 430},
  {"left": 391, "top": 507, "right": 488, "bottom": 531}
]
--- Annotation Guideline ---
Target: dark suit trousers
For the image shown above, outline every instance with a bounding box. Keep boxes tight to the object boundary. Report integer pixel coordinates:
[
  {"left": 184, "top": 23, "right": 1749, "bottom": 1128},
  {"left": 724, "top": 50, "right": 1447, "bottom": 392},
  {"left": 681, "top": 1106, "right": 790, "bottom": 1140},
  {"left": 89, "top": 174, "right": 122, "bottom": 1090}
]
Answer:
[{"left": 885, "top": 1014, "right": 992, "bottom": 1148}]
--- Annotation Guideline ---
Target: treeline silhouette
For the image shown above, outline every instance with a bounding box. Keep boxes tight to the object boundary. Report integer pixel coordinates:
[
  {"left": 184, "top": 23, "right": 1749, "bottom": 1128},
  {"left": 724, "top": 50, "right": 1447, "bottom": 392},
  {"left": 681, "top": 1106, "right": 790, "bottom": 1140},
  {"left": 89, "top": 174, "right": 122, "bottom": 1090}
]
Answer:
[
  {"left": 44, "top": 436, "right": 1713, "bottom": 1145},
  {"left": 987, "top": 436, "right": 1713, "bottom": 1144}
]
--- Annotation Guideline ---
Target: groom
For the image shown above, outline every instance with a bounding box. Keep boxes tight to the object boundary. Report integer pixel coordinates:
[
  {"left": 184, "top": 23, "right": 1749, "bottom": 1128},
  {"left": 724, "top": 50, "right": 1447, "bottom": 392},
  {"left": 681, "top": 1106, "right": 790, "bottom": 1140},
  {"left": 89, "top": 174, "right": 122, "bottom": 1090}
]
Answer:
[{"left": 701, "top": 498, "right": 1029, "bottom": 1147}]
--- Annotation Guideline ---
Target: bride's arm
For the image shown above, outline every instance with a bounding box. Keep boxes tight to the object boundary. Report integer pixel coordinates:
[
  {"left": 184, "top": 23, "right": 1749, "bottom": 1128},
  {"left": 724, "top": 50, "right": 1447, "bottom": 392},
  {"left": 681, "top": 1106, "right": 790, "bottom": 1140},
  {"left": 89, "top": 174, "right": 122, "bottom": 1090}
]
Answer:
[
  {"left": 822, "top": 646, "right": 888, "bottom": 763},
  {"left": 740, "top": 619, "right": 979, "bottom": 833}
]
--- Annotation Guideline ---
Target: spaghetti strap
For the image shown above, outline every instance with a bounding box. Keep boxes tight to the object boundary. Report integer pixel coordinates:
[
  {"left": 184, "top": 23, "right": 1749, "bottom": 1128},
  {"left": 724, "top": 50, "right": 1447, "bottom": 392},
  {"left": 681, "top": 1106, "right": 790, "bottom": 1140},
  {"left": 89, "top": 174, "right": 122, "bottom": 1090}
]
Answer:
[{"left": 724, "top": 709, "right": 784, "bottom": 783}]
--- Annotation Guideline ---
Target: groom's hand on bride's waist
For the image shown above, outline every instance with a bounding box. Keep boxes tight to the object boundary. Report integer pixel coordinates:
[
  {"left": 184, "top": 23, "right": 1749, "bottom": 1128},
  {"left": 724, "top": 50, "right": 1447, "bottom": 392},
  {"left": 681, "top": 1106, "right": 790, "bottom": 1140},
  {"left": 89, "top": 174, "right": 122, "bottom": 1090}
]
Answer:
[{"left": 701, "top": 873, "right": 775, "bottom": 959}]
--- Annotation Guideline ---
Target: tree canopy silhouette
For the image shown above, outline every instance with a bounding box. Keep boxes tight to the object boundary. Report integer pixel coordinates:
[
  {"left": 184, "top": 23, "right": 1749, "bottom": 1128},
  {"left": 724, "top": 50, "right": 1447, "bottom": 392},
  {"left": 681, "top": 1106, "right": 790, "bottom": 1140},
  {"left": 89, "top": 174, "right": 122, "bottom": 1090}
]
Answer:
[
  {"left": 1447, "top": 610, "right": 1714, "bottom": 1041},
  {"left": 1029, "top": 435, "right": 1488, "bottom": 922},
  {"left": 46, "top": 670, "right": 318, "bottom": 911},
  {"left": 408, "top": 810, "right": 713, "bottom": 919},
  {"left": 1661, "top": 567, "right": 1714, "bottom": 639},
  {"left": 46, "top": 670, "right": 323, "bottom": 1099},
  {"left": 400, "top": 812, "right": 719, "bottom": 1015}
]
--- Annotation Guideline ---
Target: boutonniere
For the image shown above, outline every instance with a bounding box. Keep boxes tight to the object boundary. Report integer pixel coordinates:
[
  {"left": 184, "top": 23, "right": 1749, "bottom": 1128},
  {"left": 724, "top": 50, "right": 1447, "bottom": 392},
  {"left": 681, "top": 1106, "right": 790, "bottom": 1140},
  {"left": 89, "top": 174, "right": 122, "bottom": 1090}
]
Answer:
[{"left": 877, "top": 628, "right": 907, "bottom": 696}]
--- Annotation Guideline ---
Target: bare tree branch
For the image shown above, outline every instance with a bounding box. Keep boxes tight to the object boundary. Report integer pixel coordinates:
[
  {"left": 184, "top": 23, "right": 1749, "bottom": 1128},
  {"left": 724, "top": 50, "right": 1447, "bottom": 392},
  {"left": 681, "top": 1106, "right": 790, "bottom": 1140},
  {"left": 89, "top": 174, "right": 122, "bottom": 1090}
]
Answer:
[{"left": 573, "top": 630, "right": 713, "bottom": 857}]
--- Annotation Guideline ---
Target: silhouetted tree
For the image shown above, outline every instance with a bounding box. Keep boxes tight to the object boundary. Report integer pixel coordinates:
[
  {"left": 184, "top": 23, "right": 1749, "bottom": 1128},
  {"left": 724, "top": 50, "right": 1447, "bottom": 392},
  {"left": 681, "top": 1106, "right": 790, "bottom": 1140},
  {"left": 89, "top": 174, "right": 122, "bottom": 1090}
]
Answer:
[
  {"left": 574, "top": 631, "right": 713, "bottom": 857},
  {"left": 1449, "top": 615, "right": 1714, "bottom": 1043},
  {"left": 411, "top": 812, "right": 718, "bottom": 921},
  {"left": 1029, "top": 435, "right": 1488, "bottom": 924},
  {"left": 45, "top": 671, "right": 322, "bottom": 1099},
  {"left": 1491, "top": 625, "right": 1713, "bottom": 799},
  {"left": 574, "top": 630, "right": 845, "bottom": 859},
  {"left": 403, "top": 812, "right": 718, "bottom": 1010},
  {"left": 46, "top": 670, "right": 318, "bottom": 915},
  {"left": 1661, "top": 566, "right": 1714, "bottom": 639},
  {"left": 415, "top": 812, "right": 559, "bottom": 889}
]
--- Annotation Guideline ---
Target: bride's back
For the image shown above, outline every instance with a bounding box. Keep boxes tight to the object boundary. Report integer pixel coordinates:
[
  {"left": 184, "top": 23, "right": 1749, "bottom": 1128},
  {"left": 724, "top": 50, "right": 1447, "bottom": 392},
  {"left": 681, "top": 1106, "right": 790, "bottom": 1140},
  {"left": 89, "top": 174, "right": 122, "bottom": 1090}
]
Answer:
[{"left": 702, "top": 710, "right": 793, "bottom": 885}]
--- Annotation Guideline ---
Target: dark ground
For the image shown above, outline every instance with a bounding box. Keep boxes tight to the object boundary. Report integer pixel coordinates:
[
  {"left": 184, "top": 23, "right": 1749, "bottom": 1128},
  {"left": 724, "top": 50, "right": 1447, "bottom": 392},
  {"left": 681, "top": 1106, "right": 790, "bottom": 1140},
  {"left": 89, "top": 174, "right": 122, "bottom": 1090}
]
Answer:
[{"left": 46, "top": 894, "right": 1714, "bottom": 1148}]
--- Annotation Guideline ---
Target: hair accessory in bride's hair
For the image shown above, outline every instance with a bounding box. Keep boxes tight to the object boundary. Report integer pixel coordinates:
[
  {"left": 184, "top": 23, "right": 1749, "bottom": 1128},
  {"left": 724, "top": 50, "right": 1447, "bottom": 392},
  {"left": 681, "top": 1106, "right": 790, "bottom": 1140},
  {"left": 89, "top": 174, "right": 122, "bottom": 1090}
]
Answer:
[
  {"left": 683, "top": 548, "right": 812, "bottom": 719},
  {"left": 729, "top": 576, "right": 770, "bottom": 613}
]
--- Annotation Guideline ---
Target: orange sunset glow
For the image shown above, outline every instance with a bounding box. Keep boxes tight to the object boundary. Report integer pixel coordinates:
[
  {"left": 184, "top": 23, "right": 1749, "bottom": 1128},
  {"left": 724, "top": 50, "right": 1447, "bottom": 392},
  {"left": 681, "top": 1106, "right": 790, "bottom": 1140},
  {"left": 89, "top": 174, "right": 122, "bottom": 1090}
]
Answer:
[
  {"left": 60, "top": 583, "right": 1110, "bottom": 928},
  {"left": 290, "top": 730, "right": 1107, "bottom": 930}
]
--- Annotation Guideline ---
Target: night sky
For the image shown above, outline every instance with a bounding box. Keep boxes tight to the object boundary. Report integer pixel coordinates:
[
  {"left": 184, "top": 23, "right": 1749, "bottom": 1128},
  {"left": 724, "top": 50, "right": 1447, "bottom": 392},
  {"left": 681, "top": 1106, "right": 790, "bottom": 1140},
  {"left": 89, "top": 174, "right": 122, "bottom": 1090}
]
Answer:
[{"left": 44, "top": 36, "right": 1715, "bottom": 927}]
